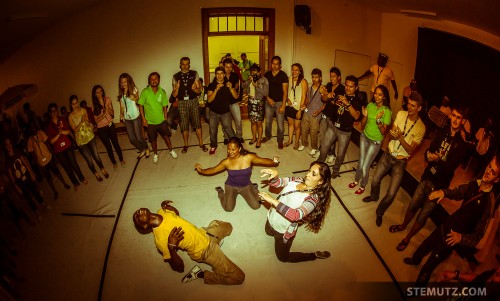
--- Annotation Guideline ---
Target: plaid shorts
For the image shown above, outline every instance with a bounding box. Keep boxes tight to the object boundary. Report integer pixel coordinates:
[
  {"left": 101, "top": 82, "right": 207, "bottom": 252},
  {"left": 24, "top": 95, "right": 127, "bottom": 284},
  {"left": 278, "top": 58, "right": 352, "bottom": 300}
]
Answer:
[{"left": 178, "top": 98, "right": 201, "bottom": 132}]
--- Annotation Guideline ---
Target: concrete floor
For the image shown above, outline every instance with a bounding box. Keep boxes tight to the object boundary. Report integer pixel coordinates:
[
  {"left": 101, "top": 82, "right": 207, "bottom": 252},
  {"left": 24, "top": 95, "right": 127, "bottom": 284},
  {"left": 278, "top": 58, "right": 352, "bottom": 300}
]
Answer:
[{"left": 8, "top": 119, "right": 489, "bottom": 301}]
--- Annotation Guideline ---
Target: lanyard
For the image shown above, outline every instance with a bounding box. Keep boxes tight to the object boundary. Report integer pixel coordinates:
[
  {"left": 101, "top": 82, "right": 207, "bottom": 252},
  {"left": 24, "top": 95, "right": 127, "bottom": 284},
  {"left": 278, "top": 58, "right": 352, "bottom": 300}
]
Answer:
[
  {"left": 395, "top": 115, "right": 418, "bottom": 152},
  {"left": 308, "top": 86, "right": 320, "bottom": 107},
  {"left": 376, "top": 66, "right": 385, "bottom": 84},
  {"left": 291, "top": 80, "right": 297, "bottom": 101}
]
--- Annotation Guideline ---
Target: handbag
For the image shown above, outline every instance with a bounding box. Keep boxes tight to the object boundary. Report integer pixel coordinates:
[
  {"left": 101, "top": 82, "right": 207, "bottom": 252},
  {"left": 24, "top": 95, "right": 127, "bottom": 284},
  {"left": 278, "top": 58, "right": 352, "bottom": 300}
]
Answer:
[{"left": 75, "top": 120, "right": 95, "bottom": 146}]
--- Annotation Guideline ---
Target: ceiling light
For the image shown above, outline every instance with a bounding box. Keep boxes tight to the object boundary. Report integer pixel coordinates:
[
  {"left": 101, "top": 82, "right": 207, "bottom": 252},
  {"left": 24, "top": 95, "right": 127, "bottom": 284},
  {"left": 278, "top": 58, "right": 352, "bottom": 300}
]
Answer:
[{"left": 400, "top": 9, "right": 437, "bottom": 17}]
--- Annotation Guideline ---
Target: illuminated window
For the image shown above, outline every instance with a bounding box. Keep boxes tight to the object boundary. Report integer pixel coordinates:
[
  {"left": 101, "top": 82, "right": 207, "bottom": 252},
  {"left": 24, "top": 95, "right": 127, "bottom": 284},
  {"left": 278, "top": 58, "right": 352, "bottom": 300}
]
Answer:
[{"left": 208, "top": 15, "right": 265, "bottom": 33}]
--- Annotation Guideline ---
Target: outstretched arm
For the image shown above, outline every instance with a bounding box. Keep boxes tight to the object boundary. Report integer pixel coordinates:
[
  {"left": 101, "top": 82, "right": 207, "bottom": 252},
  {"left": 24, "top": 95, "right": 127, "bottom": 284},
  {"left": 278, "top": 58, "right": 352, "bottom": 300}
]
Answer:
[
  {"left": 250, "top": 154, "right": 279, "bottom": 167},
  {"left": 358, "top": 70, "right": 372, "bottom": 81},
  {"left": 194, "top": 159, "right": 227, "bottom": 175}
]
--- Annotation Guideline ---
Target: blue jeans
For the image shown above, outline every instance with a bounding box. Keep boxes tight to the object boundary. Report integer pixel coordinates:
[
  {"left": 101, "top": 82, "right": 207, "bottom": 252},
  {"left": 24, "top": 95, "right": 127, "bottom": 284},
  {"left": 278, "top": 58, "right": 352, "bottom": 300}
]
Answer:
[
  {"left": 318, "top": 122, "right": 351, "bottom": 176},
  {"left": 229, "top": 102, "right": 242, "bottom": 139},
  {"left": 97, "top": 123, "right": 123, "bottom": 164},
  {"left": 264, "top": 101, "right": 285, "bottom": 143},
  {"left": 319, "top": 117, "right": 336, "bottom": 156},
  {"left": 354, "top": 133, "right": 381, "bottom": 188},
  {"left": 78, "top": 138, "right": 104, "bottom": 174},
  {"left": 372, "top": 152, "right": 408, "bottom": 216},
  {"left": 209, "top": 110, "right": 235, "bottom": 147},
  {"left": 408, "top": 179, "right": 438, "bottom": 225},
  {"left": 124, "top": 116, "right": 148, "bottom": 152}
]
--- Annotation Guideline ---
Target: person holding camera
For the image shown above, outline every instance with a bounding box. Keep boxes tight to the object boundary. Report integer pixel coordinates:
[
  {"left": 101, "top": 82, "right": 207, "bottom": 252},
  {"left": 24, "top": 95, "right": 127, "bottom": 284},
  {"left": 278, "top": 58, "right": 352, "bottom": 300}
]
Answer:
[
  {"left": 318, "top": 75, "right": 361, "bottom": 178},
  {"left": 206, "top": 66, "right": 237, "bottom": 155},
  {"left": 319, "top": 67, "right": 346, "bottom": 164},
  {"left": 242, "top": 64, "right": 269, "bottom": 147}
]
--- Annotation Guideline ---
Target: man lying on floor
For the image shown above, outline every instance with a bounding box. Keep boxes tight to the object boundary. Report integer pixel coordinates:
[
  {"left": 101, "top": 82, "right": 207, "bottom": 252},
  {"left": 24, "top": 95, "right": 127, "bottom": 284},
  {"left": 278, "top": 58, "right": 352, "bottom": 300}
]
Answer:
[{"left": 133, "top": 200, "right": 245, "bottom": 285}]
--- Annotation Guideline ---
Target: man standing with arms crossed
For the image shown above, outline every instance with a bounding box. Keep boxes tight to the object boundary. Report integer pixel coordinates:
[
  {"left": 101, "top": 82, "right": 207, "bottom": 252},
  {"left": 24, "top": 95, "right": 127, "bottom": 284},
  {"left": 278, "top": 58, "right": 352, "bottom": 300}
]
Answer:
[
  {"left": 261, "top": 56, "right": 288, "bottom": 149},
  {"left": 139, "top": 72, "right": 178, "bottom": 164},
  {"left": 172, "top": 57, "right": 208, "bottom": 154}
]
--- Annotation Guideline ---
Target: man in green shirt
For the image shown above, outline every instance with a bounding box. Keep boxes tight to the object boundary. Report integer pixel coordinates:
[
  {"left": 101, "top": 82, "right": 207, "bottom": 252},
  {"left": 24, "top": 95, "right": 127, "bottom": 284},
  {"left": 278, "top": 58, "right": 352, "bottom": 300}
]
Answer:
[{"left": 139, "top": 72, "right": 178, "bottom": 163}]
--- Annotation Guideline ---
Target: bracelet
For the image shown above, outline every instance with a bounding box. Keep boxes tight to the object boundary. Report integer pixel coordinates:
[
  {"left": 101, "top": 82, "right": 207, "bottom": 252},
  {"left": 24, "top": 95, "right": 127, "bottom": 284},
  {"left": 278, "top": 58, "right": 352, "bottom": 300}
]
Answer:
[{"left": 168, "top": 243, "right": 177, "bottom": 248}]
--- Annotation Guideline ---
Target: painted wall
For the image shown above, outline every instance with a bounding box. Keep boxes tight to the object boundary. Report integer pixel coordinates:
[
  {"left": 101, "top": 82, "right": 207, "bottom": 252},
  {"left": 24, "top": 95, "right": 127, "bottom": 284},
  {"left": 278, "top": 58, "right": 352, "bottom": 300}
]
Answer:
[{"left": 0, "top": 0, "right": 498, "bottom": 120}]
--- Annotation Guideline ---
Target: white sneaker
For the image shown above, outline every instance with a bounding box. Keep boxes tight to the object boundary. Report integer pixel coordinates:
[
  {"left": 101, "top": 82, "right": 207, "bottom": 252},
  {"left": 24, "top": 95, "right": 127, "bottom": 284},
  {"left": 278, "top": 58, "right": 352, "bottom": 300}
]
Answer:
[
  {"left": 297, "top": 145, "right": 305, "bottom": 151},
  {"left": 170, "top": 150, "right": 178, "bottom": 159},
  {"left": 326, "top": 155, "right": 334, "bottom": 164},
  {"left": 309, "top": 149, "right": 318, "bottom": 157},
  {"left": 181, "top": 265, "right": 202, "bottom": 283},
  {"left": 153, "top": 154, "right": 159, "bottom": 164},
  {"left": 137, "top": 150, "right": 146, "bottom": 159}
]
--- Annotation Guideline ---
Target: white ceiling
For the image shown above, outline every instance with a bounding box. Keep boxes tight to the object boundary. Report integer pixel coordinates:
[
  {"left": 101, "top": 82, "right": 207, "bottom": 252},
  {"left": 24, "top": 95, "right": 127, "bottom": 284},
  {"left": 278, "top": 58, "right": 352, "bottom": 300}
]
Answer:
[{"left": 0, "top": 0, "right": 498, "bottom": 64}]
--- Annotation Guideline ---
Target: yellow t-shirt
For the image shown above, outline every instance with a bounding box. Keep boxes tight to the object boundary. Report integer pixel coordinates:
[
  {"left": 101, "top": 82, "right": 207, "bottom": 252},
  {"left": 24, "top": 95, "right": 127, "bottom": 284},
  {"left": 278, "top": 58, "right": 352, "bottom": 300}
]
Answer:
[{"left": 153, "top": 209, "right": 209, "bottom": 262}]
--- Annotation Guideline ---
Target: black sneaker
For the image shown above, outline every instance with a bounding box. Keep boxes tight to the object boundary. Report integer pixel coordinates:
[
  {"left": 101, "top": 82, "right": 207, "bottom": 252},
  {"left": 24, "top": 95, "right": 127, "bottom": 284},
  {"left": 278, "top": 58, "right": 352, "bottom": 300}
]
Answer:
[
  {"left": 315, "top": 251, "right": 331, "bottom": 259},
  {"left": 362, "top": 196, "right": 376, "bottom": 203}
]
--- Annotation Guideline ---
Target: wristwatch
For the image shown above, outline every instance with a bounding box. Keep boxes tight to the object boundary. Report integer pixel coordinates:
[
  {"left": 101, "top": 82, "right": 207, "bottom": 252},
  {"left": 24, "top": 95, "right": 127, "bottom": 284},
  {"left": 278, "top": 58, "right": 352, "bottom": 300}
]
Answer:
[{"left": 376, "top": 118, "right": 382, "bottom": 124}]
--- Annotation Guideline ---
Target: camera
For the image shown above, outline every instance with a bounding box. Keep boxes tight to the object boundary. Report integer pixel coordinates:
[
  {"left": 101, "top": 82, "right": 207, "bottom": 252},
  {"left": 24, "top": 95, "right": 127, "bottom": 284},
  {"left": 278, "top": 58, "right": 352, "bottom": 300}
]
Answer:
[{"left": 252, "top": 74, "right": 260, "bottom": 82}]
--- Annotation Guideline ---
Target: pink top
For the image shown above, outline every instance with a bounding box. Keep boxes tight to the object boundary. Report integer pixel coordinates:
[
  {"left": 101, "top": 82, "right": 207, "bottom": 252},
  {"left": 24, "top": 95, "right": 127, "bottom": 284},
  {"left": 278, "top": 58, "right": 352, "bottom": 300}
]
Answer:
[{"left": 96, "top": 97, "right": 113, "bottom": 128}]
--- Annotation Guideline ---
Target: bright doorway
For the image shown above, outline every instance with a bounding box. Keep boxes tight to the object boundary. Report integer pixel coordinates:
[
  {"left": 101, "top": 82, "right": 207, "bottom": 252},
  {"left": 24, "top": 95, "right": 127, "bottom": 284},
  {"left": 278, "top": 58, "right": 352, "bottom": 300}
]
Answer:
[{"left": 201, "top": 8, "right": 275, "bottom": 83}]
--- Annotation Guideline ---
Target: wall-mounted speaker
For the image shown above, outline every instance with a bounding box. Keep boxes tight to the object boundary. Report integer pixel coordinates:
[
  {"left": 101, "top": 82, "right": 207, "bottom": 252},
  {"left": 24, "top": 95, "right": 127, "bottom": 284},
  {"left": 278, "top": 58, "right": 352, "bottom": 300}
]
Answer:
[{"left": 294, "top": 5, "right": 311, "bottom": 34}]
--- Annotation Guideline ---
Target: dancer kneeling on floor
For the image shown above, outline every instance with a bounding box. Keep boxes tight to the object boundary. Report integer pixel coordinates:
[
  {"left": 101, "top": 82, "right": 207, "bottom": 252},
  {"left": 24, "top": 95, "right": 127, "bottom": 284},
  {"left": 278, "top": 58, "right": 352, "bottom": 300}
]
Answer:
[
  {"left": 258, "top": 161, "right": 331, "bottom": 262},
  {"left": 195, "top": 137, "right": 279, "bottom": 212},
  {"left": 133, "top": 200, "right": 245, "bottom": 285}
]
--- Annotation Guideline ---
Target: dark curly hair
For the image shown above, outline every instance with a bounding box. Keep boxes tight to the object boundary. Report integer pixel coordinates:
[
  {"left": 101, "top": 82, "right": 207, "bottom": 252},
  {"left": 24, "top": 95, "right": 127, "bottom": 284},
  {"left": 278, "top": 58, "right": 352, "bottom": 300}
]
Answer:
[
  {"left": 227, "top": 137, "right": 255, "bottom": 156},
  {"left": 304, "top": 161, "right": 331, "bottom": 233}
]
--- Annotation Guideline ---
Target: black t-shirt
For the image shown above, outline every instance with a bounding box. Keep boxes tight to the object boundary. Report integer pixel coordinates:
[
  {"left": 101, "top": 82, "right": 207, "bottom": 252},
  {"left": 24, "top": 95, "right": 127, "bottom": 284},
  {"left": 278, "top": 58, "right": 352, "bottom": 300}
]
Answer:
[
  {"left": 264, "top": 70, "right": 288, "bottom": 102},
  {"left": 331, "top": 94, "right": 362, "bottom": 132},
  {"left": 207, "top": 81, "right": 232, "bottom": 115},
  {"left": 323, "top": 83, "right": 345, "bottom": 119},
  {"left": 173, "top": 70, "right": 199, "bottom": 101},
  {"left": 422, "top": 127, "right": 467, "bottom": 189},
  {"left": 226, "top": 72, "right": 240, "bottom": 104}
]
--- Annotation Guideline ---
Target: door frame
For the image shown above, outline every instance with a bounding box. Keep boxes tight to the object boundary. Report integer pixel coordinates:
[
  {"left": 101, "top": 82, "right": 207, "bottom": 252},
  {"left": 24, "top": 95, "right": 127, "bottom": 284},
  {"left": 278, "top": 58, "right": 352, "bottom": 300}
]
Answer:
[{"left": 201, "top": 7, "right": 275, "bottom": 82}]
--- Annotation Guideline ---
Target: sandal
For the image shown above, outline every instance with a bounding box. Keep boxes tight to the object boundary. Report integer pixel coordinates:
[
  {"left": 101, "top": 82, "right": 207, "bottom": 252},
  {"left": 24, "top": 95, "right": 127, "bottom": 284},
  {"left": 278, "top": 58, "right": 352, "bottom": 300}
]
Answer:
[
  {"left": 181, "top": 146, "right": 189, "bottom": 153},
  {"left": 256, "top": 141, "right": 261, "bottom": 148},
  {"left": 396, "top": 239, "right": 409, "bottom": 251},
  {"left": 284, "top": 141, "right": 293, "bottom": 147},
  {"left": 389, "top": 224, "right": 405, "bottom": 233},
  {"left": 199, "top": 144, "right": 208, "bottom": 152},
  {"left": 249, "top": 139, "right": 256, "bottom": 145}
]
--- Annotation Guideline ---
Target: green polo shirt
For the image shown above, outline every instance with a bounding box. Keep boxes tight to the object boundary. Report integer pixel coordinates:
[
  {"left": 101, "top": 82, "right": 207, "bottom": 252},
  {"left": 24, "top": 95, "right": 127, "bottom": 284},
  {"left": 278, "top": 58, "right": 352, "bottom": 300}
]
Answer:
[
  {"left": 138, "top": 85, "right": 168, "bottom": 125},
  {"left": 364, "top": 101, "right": 392, "bottom": 141}
]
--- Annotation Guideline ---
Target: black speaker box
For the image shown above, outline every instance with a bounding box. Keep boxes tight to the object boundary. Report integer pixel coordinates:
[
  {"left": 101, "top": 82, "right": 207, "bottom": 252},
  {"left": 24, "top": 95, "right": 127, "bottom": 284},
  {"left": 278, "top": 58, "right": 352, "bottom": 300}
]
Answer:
[{"left": 294, "top": 5, "right": 311, "bottom": 27}]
